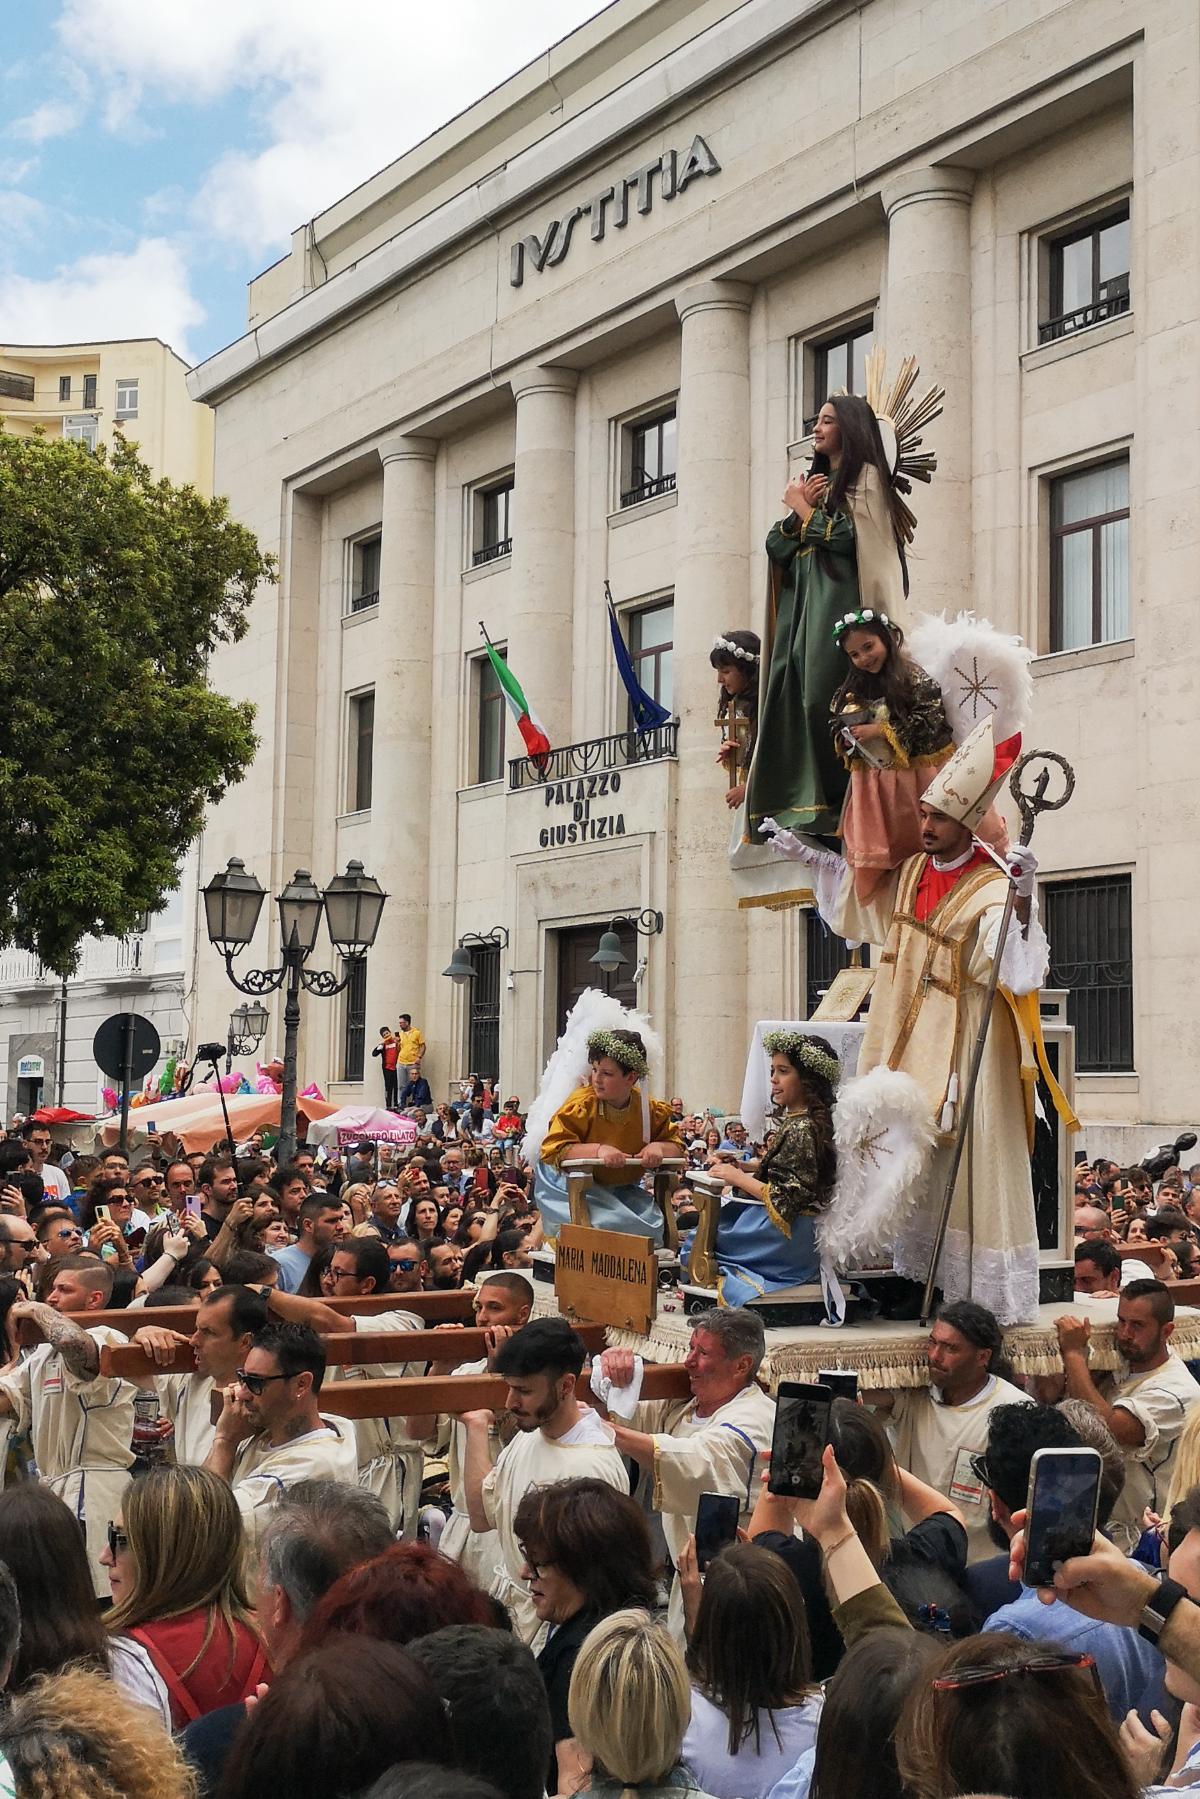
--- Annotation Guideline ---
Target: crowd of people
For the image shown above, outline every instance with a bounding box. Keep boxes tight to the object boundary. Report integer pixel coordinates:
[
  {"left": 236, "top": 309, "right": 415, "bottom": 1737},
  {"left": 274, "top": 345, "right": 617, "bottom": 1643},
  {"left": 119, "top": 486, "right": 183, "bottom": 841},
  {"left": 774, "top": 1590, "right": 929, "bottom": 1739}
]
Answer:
[{"left": 2, "top": 1102, "right": 1200, "bottom": 1796}]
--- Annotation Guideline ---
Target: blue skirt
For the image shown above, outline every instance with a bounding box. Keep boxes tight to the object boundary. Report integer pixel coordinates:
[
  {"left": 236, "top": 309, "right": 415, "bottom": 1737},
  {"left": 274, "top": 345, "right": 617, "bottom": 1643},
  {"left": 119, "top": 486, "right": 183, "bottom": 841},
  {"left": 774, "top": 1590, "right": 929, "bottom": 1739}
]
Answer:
[
  {"left": 705, "top": 1198, "right": 821, "bottom": 1308},
  {"left": 533, "top": 1159, "right": 664, "bottom": 1243}
]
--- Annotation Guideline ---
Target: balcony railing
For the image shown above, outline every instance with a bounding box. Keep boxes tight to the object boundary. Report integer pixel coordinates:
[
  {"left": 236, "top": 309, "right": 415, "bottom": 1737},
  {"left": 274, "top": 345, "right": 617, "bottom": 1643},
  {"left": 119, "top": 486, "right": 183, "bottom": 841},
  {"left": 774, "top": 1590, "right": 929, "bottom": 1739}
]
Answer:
[
  {"left": 1038, "top": 286, "right": 1130, "bottom": 345},
  {"left": 0, "top": 949, "right": 52, "bottom": 987},
  {"left": 509, "top": 721, "right": 677, "bottom": 789},
  {"left": 619, "top": 471, "right": 676, "bottom": 509},
  {"left": 349, "top": 589, "right": 379, "bottom": 614},
  {"left": 471, "top": 538, "right": 512, "bottom": 567}
]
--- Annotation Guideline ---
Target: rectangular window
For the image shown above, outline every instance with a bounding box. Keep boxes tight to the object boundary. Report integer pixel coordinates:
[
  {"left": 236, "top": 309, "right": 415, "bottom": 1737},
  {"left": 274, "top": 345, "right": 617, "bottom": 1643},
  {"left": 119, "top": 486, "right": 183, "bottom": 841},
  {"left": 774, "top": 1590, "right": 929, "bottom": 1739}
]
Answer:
[
  {"left": 58, "top": 376, "right": 71, "bottom": 402},
  {"left": 0, "top": 371, "right": 35, "bottom": 402},
  {"left": 627, "top": 600, "right": 673, "bottom": 719},
  {"left": 63, "top": 415, "right": 99, "bottom": 451},
  {"left": 1049, "top": 457, "right": 1129, "bottom": 652},
  {"left": 1043, "top": 875, "right": 1133, "bottom": 1073},
  {"left": 1041, "top": 207, "right": 1130, "bottom": 344},
  {"left": 472, "top": 480, "right": 513, "bottom": 566},
  {"left": 467, "top": 943, "right": 501, "bottom": 1080},
  {"left": 806, "top": 318, "right": 874, "bottom": 432},
  {"left": 83, "top": 374, "right": 97, "bottom": 408},
  {"left": 114, "top": 378, "right": 139, "bottom": 420},
  {"left": 621, "top": 410, "right": 677, "bottom": 508},
  {"left": 348, "top": 690, "right": 374, "bottom": 811},
  {"left": 475, "top": 650, "right": 506, "bottom": 785},
  {"left": 341, "top": 957, "right": 367, "bottom": 1082},
  {"left": 349, "top": 534, "right": 381, "bottom": 613}
]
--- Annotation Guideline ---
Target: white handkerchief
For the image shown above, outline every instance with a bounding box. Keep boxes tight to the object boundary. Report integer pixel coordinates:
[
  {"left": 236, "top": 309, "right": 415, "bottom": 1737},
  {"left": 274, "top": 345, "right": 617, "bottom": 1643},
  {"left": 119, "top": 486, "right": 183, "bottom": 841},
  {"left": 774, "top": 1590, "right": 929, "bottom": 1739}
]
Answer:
[{"left": 589, "top": 1353, "right": 645, "bottom": 1419}]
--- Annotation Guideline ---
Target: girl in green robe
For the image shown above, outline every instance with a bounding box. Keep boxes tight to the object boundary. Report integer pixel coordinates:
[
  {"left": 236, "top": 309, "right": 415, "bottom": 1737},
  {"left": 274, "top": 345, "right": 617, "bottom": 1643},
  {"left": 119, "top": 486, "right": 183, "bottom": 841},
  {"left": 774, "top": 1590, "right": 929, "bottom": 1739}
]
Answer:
[{"left": 748, "top": 393, "right": 907, "bottom": 844}]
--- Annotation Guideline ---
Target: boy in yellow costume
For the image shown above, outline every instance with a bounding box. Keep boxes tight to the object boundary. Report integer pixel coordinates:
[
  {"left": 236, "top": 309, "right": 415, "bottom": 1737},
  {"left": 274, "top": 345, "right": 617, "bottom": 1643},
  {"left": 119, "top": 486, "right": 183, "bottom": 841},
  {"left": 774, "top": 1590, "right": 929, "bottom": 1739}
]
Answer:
[{"left": 533, "top": 1026, "right": 683, "bottom": 1241}]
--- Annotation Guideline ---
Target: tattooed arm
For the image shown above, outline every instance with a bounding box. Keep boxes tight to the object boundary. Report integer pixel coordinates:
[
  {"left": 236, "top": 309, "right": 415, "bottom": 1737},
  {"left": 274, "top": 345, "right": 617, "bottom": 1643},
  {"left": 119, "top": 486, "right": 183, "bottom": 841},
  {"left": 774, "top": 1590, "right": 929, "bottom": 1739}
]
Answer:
[{"left": 8, "top": 1301, "right": 100, "bottom": 1381}]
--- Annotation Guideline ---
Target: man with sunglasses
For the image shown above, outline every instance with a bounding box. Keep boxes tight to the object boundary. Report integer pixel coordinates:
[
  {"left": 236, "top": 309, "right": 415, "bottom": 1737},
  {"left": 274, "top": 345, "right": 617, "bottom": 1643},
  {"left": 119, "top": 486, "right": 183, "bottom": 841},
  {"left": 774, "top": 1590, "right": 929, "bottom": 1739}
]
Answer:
[
  {"left": 387, "top": 1237, "right": 424, "bottom": 1296},
  {"left": 0, "top": 1257, "right": 138, "bottom": 1594},
  {"left": 203, "top": 1320, "right": 357, "bottom": 1541},
  {"left": 365, "top": 1180, "right": 405, "bottom": 1244},
  {"left": 129, "top": 1162, "right": 169, "bottom": 1219},
  {"left": 0, "top": 1216, "right": 38, "bottom": 1278},
  {"left": 264, "top": 1237, "right": 424, "bottom": 1533},
  {"left": 35, "top": 1209, "right": 84, "bottom": 1261}
]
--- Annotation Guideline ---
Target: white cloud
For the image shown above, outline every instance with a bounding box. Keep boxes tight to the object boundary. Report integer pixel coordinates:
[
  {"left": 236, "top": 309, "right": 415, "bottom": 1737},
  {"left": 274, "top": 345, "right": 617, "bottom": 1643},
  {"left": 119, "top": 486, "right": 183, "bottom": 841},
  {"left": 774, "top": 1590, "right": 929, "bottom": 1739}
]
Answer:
[
  {"left": 54, "top": 0, "right": 612, "bottom": 254},
  {"left": 0, "top": 237, "right": 205, "bottom": 362},
  {"left": 0, "top": 191, "right": 48, "bottom": 239},
  {"left": 9, "top": 96, "right": 78, "bottom": 144}
]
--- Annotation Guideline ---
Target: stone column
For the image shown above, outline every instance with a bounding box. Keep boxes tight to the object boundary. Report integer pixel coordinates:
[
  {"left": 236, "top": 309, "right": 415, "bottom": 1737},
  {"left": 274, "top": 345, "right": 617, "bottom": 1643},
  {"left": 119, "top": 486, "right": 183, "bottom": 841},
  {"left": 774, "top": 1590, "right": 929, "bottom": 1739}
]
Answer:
[
  {"left": 670, "top": 280, "right": 752, "bottom": 1106},
  {"left": 507, "top": 367, "right": 577, "bottom": 752},
  {"left": 881, "top": 166, "right": 975, "bottom": 612},
  {"left": 365, "top": 436, "right": 437, "bottom": 1062}
]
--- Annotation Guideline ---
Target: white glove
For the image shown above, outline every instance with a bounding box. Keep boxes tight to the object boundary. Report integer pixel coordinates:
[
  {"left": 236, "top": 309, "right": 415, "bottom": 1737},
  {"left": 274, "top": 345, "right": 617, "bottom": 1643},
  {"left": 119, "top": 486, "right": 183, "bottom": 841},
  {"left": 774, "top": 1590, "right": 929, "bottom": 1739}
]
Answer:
[
  {"left": 761, "top": 819, "right": 844, "bottom": 874},
  {"left": 1008, "top": 842, "right": 1038, "bottom": 898}
]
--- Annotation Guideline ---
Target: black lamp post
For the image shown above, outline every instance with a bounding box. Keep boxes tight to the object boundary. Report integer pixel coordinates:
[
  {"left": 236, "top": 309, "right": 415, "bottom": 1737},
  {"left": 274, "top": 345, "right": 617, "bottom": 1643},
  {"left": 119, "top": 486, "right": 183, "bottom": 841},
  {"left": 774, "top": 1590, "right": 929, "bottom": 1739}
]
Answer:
[
  {"left": 588, "top": 909, "right": 664, "bottom": 988},
  {"left": 203, "top": 857, "right": 387, "bottom": 1162},
  {"left": 442, "top": 926, "right": 510, "bottom": 984}
]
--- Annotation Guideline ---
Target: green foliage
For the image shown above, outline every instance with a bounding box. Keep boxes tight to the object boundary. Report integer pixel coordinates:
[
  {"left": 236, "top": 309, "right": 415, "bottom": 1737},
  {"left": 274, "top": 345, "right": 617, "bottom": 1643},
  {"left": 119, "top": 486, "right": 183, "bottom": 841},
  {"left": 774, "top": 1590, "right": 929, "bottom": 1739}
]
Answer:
[{"left": 0, "top": 430, "right": 272, "bottom": 974}]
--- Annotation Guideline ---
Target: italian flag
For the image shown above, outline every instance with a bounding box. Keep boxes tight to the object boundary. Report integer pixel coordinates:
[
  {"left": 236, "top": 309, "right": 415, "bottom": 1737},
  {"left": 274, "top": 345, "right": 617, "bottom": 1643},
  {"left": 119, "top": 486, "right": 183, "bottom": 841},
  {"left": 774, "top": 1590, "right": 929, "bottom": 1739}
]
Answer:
[{"left": 484, "top": 633, "right": 551, "bottom": 765}]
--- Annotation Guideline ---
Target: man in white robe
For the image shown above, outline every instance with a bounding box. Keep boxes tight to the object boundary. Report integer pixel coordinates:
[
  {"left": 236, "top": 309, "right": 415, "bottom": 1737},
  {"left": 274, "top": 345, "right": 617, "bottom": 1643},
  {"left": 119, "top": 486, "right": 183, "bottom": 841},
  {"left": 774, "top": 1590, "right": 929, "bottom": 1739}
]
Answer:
[
  {"left": 462, "top": 1317, "right": 626, "bottom": 1643},
  {"left": 595, "top": 1307, "right": 775, "bottom": 1641},
  {"left": 0, "top": 1259, "right": 137, "bottom": 1595},
  {"left": 133, "top": 1285, "right": 270, "bottom": 1466},
  {"left": 405, "top": 1272, "right": 533, "bottom": 1586},
  {"left": 204, "top": 1320, "right": 358, "bottom": 1544}
]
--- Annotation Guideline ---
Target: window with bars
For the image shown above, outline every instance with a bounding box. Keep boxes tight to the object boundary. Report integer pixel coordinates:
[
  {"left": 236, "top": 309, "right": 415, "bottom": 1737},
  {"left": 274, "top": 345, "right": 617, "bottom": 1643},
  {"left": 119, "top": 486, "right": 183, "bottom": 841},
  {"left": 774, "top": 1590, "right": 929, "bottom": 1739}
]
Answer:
[
  {"left": 1041, "top": 208, "right": 1130, "bottom": 344},
  {"left": 473, "top": 480, "right": 513, "bottom": 566},
  {"left": 626, "top": 600, "right": 673, "bottom": 721},
  {"left": 467, "top": 943, "right": 501, "bottom": 1080},
  {"left": 1049, "top": 457, "right": 1129, "bottom": 652},
  {"left": 348, "top": 690, "right": 374, "bottom": 811},
  {"left": 1043, "top": 875, "right": 1133, "bottom": 1073},
  {"left": 805, "top": 918, "right": 870, "bottom": 1018},
  {"left": 348, "top": 534, "right": 381, "bottom": 613},
  {"left": 475, "top": 649, "right": 506, "bottom": 784},
  {"left": 342, "top": 957, "right": 367, "bottom": 1081},
  {"left": 621, "top": 410, "right": 677, "bottom": 508},
  {"left": 804, "top": 318, "right": 874, "bottom": 432}
]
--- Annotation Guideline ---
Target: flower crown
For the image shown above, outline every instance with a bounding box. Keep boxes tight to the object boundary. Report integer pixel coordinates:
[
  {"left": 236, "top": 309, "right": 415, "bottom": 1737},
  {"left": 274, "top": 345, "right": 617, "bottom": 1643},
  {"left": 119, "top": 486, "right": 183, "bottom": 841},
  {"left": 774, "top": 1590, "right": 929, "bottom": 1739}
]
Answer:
[
  {"left": 587, "top": 1030, "right": 648, "bottom": 1078},
  {"left": 762, "top": 1031, "right": 841, "bottom": 1086},
  {"left": 712, "top": 635, "right": 759, "bottom": 664},
  {"left": 832, "top": 609, "right": 891, "bottom": 642}
]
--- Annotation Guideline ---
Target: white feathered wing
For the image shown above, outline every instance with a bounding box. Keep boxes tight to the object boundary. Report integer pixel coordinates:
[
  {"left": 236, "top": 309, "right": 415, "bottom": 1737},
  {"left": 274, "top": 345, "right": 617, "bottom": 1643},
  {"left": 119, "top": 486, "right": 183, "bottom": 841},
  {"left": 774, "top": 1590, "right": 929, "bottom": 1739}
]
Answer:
[
  {"left": 521, "top": 988, "right": 664, "bottom": 1166},
  {"left": 818, "top": 1066, "right": 937, "bottom": 1267},
  {"left": 906, "top": 610, "right": 1033, "bottom": 746}
]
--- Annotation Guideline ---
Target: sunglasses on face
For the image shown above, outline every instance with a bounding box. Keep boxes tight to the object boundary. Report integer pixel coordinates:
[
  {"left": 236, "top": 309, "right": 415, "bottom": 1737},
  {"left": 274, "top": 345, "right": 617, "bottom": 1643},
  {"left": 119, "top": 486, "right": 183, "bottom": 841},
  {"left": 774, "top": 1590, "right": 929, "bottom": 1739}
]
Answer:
[
  {"left": 236, "top": 1369, "right": 291, "bottom": 1396},
  {"left": 392, "top": 1259, "right": 420, "bottom": 1272},
  {"left": 107, "top": 1522, "right": 129, "bottom": 1558}
]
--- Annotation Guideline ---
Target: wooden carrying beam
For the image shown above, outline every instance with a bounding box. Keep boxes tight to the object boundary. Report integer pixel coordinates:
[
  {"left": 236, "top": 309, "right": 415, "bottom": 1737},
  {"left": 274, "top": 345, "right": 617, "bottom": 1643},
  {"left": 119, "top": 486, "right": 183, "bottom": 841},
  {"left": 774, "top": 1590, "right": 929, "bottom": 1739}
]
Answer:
[
  {"left": 318, "top": 1362, "right": 694, "bottom": 1419},
  {"left": 61, "top": 1291, "right": 477, "bottom": 1341},
  {"left": 99, "top": 1322, "right": 610, "bottom": 1382}
]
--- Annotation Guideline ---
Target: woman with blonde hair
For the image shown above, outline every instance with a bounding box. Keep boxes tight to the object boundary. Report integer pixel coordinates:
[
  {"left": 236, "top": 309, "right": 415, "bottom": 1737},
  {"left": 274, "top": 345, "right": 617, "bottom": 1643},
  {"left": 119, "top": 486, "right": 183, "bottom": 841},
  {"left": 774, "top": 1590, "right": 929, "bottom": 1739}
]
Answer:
[
  {"left": 0, "top": 1663, "right": 197, "bottom": 1799},
  {"left": 565, "top": 1609, "right": 720, "bottom": 1799},
  {"left": 101, "top": 1464, "right": 267, "bottom": 1730}
]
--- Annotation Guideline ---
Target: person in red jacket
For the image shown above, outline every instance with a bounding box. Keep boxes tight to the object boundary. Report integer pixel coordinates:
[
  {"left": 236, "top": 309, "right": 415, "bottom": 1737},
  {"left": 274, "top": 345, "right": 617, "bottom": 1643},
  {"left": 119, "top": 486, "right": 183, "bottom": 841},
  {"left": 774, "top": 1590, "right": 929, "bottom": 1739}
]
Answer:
[{"left": 101, "top": 1464, "right": 268, "bottom": 1730}]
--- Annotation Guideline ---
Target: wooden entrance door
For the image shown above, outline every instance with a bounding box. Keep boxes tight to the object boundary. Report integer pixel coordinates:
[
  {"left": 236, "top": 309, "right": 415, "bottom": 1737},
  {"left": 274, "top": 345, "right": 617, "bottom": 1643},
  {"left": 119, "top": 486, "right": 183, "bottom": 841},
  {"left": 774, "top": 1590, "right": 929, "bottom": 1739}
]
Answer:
[{"left": 555, "top": 922, "right": 638, "bottom": 1036}]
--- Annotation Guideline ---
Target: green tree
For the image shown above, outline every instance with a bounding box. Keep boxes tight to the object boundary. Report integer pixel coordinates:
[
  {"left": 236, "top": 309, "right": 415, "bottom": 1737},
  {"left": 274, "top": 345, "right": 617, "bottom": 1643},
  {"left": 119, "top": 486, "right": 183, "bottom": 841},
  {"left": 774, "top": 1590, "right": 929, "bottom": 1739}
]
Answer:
[{"left": 0, "top": 430, "right": 271, "bottom": 974}]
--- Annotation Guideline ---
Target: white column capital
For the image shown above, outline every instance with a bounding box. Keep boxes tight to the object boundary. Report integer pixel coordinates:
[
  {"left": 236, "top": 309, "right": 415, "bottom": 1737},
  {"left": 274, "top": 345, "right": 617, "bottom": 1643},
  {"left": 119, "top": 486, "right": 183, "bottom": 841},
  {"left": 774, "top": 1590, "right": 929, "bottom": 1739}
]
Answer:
[
  {"left": 509, "top": 364, "right": 579, "bottom": 404},
  {"left": 675, "top": 278, "right": 753, "bottom": 325},
  {"left": 881, "top": 165, "right": 975, "bottom": 220},
  {"left": 378, "top": 434, "right": 437, "bottom": 468}
]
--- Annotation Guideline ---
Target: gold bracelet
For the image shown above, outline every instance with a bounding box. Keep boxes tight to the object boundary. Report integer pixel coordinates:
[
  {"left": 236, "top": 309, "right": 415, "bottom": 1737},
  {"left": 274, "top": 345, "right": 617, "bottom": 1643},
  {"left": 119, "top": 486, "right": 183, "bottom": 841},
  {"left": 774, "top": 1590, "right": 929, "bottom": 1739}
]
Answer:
[{"left": 821, "top": 1529, "right": 858, "bottom": 1558}]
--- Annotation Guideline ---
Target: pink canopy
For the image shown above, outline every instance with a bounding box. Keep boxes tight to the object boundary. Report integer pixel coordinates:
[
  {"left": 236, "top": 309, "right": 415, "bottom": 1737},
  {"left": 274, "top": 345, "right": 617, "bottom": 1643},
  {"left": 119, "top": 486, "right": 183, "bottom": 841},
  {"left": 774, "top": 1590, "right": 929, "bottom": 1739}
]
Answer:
[{"left": 98, "top": 1090, "right": 339, "bottom": 1152}]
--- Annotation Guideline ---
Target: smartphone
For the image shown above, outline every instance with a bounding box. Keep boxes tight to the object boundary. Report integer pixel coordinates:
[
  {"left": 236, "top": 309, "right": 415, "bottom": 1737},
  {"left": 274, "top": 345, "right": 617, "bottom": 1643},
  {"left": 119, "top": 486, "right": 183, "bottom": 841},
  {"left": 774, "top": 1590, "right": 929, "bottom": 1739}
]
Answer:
[
  {"left": 474, "top": 1165, "right": 490, "bottom": 1193},
  {"left": 818, "top": 1369, "right": 859, "bottom": 1403},
  {"left": 94, "top": 1204, "right": 111, "bottom": 1224},
  {"left": 768, "top": 1381, "right": 833, "bottom": 1498},
  {"left": 183, "top": 1194, "right": 203, "bottom": 1222},
  {"left": 695, "top": 1492, "right": 741, "bottom": 1572},
  {"left": 1022, "top": 1446, "right": 1103, "bottom": 1588}
]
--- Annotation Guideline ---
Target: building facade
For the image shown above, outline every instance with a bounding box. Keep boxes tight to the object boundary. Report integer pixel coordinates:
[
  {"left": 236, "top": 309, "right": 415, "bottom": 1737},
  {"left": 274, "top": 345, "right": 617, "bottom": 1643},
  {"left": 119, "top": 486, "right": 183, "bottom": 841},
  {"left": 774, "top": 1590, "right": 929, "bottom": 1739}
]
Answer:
[
  {"left": 187, "top": 0, "right": 1198, "bottom": 1152},
  {"left": 0, "top": 337, "right": 212, "bottom": 1118}
]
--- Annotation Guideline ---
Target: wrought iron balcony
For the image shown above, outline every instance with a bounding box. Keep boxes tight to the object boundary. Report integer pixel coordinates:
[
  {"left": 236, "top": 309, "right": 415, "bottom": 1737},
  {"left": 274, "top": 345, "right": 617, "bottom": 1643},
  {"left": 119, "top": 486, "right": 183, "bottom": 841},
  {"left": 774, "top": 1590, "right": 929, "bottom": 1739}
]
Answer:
[
  {"left": 349, "top": 589, "right": 379, "bottom": 613},
  {"left": 619, "top": 471, "right": 676, "bottom": 510},
  {"left": 472, "top": 537, "right": 512, "bottom": 567},
  {"left": 1038, "top": 285, "right": 1130, "bottom": 345},
  {"left": 509, "top": 721, "right": 677, "bottom": 789}
]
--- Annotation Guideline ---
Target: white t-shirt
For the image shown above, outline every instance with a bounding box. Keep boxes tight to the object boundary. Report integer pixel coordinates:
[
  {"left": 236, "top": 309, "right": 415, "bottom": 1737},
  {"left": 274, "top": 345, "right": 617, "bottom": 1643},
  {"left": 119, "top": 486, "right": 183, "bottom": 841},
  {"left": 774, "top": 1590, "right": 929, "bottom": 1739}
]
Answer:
[
  {"left": 38, "top": 1164, "right": 71, "bottom": 1203},
  {"left": 889, "top": 1375, "right": 1030, "bottom": 1563},
  {"left": 683, "top": 1688, "right": 823, "bottom": 1799},
  {"left": 1101, "top": 1352, "right": 1200, "bottom": 1547}
]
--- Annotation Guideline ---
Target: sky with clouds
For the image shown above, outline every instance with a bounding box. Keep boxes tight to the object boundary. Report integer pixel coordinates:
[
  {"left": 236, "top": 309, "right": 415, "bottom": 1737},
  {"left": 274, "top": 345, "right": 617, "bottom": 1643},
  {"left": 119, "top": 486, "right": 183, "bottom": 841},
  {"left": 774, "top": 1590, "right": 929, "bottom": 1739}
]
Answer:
[{"left": 1, "top": 0, "right": 611, "bottom": 366}]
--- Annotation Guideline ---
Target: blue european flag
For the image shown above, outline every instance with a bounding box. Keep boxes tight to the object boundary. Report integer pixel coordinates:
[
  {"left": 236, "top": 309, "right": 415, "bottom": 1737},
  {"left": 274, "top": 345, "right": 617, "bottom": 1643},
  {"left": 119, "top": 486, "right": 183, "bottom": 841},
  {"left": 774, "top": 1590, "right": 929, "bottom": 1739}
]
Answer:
[{"left": 606, "top": 589, "right": 672, "bottom": 735}]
